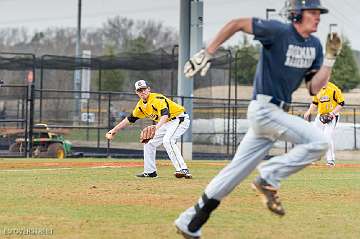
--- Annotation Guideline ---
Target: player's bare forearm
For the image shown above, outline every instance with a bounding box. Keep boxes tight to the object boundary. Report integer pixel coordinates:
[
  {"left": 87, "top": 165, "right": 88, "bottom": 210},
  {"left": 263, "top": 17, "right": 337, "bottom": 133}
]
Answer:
[
  {"left": 304, "top": 103, "right": 317, "bottom": 120},
  {"left": 309, "top": 66, "right": 332, "bottom": 94},
  {"left": 331, "top": 105, "right": 343, "bottom": 115},
  {"left": 156, "top": 115, "right": 169, "bottom": 130},
  {"left": 112, "top": 117, "right": 130, "bottom": 133},
  {"left": 106, "top": 117, "right": 130, "bottom": 140},
  {"left": 308, "top": 103, "right": 318, "bottom": 113},
  {"left": 207, "top": 18, "right": 253, "bottom": 54}
]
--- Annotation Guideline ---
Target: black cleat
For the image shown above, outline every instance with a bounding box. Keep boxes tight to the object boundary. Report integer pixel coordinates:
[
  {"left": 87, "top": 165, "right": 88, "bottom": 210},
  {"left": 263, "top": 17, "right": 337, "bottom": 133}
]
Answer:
[
  {"left": 251, "top": 176, "right": 285, "bottom": 216},
  {"left": 136, "top": 171, "right": 158, "bottom": 178}
]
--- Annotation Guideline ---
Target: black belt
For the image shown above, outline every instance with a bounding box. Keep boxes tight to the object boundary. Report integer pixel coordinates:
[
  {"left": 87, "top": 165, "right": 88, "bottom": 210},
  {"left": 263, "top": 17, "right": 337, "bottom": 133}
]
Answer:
[
  {"left": 269, "top": 98, "right": 290, "bottom": 112},
  {"left": 170, "top": 112, "right": 187, "bottom": 122}
]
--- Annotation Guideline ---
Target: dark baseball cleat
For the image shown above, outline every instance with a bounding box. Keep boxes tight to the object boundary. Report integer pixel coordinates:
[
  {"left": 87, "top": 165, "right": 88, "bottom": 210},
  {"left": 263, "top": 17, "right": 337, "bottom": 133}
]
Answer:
[
  {"left": 136, "top": 171, "right": 158, "bottom": 178},
  {"left": 174, "top": 171, "right": 184, "bottom": 178},
  {"left": 326, "top": 161, "right": 335, "bottom": 167},
  {"left": 251, "top": 176, "right": 285, "bottom": 216},
  {"left": 174, "top": 169, "right": 192, "bottom": 179},
  {"left": 175, "top": 225, "right": 200, "bottom": 239}
]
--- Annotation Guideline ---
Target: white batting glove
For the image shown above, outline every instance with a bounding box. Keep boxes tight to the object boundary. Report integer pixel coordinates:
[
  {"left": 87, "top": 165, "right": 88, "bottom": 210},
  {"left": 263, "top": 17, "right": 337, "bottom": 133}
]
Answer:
[{"left": 184, "top": 49, "right": 213, "bottom": 78}]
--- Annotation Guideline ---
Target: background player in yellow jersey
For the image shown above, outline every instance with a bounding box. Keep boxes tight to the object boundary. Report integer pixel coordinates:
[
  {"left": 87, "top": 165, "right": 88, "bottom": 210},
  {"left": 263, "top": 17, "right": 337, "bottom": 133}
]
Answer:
[
  {"left": 105, "top": 80, "right": 192, "bottom": 178},
  {"left": 304, "top": 81, "right": 345, "bottom": 166}
]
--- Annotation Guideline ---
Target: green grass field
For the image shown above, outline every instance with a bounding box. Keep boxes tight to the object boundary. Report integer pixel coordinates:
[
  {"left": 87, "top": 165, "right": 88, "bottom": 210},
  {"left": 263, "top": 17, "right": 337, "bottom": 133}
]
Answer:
[{"left": 0, "top": 158, "right": 359, "bottom": 239}]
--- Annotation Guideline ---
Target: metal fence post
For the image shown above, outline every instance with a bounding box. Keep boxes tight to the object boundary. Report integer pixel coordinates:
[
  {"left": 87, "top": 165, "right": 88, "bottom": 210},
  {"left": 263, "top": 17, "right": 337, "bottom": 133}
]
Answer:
[
  {"left": 171, "top": 45, "right": 178, "bottom": 97},
  {"left": 234, "top": 49, "right": 241, "bottom": 155},
  {"left": 28, "top": 82, "right": 35, "bottom": 157},
  {"left": 226, "top": 50, "right": 232, "bottom": 160},
  {"left": 24, "top": 83, "right": 29, "bottom": 157},
  {"left": 107, "top": 93, "right": 112, "bottom": 158},
  {"left": 180, "top": 96, "right": 184, "bottom": 157},
  {"left": 27, "top": 54, "right": 36, "bottom": 157},
  {"left": 86, "top": 99, "right": 90, "bottom": 141},
  {"left": 354, "top": 108, "right": 357, "bottom": 149},
  {"left": 97, "top": 69, "right": 102, "bottom": 148},
  {"left": 39, "top": 55, "right": 44, "bottom": 122}
]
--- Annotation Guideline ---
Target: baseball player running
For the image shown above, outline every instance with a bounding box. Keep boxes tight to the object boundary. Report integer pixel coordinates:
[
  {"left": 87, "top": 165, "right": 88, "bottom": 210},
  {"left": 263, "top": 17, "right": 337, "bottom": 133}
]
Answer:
[
  {"left": 106, "top": 80, "right": 192, "bottom": 179},
  {"left": 304, "top": 81, "right": 345, "bottom": 166},
  {"left": 175, "top": 0, "right": 342, "bottom": 238}
]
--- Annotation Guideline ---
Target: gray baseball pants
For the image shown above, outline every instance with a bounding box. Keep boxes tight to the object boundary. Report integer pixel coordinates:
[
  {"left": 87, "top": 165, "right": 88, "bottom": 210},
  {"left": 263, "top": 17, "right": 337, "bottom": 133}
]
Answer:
[{"left": 175, "top": 95, "right": 329, "bottom": 237}]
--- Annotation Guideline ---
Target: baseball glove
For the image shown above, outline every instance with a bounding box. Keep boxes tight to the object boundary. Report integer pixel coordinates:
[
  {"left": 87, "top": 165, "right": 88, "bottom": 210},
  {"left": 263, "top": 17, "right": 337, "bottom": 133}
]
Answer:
[
  {"left": 140, "top": 125, "right": 156, "bottom": 143},
  {"left": 319, "top": 113, "right": 334, "bottom": 124}
]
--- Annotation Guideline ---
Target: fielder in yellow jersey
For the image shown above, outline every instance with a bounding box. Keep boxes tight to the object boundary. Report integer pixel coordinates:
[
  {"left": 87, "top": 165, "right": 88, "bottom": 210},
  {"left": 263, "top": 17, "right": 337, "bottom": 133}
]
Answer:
[
  {"left": 131, "top": 93, "right": 185, "bottom": 123},
  {"left": 105, "top": 80, "right": 192, "bottom": 179},
  {"left": 304, "top": 81, "right": 345, "bottom": 166}
]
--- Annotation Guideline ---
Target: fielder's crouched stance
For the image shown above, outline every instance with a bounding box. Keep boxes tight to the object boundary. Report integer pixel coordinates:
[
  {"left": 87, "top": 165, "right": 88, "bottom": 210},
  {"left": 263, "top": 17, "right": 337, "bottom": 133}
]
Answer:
[
  {"left": 106, "top": 80, "right": 192, "bottom": 179},
  {"left": 175, "top": 0, "right": 342, "bottom": 238}
]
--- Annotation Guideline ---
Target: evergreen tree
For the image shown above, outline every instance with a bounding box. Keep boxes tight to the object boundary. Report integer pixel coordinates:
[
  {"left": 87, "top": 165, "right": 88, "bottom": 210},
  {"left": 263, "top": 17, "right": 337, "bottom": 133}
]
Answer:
[
  {"left": 232, "top": 36, "right": 260, "bottom": 85},
  {"left": 331, "top": 38, "right": 360, "bottom": 91},
  {"left": 99, "top": 44, "right": 126, "bottom": 91}
]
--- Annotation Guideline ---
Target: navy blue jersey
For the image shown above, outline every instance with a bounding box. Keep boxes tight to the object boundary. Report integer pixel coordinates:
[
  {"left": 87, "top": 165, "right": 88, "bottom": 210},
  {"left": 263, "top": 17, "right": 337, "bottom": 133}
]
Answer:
[{"left": 251, "top": 18, "right": 323, "bottom": 103}]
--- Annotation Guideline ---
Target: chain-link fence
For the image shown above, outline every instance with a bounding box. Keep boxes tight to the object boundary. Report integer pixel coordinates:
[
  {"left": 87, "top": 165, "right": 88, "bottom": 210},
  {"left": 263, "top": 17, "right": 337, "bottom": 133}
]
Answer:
[
  {"left": 0, "top": 53, "right": 36, "bottom": 157},
  {"left": 1, "top": 49, "right": 360, "bottom": 159},
  {"left": 2, "top": 85, "right": 360, "bottom": 159}
]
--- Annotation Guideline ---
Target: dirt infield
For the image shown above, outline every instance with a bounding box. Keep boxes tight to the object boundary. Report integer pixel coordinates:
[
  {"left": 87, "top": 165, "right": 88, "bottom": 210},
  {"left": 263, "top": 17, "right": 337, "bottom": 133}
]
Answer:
[
  {"left": 201, "top": 161, "right": 360, "bottom": 168},
  {"left": 310, "top": 163, "right": 360, "bottom": 168},
  {"left": 0, "top": 161, "right": 145, "bottom": 170},
  {"left": 0, "top": 160, "right": 359, "bottom": 171}
]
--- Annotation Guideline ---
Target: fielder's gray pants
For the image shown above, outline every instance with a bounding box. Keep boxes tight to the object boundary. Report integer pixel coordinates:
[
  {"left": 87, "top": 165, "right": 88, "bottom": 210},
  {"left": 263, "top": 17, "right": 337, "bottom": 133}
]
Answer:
[{"left": 143, "top": 113, "right": 190, "bottom": 173}]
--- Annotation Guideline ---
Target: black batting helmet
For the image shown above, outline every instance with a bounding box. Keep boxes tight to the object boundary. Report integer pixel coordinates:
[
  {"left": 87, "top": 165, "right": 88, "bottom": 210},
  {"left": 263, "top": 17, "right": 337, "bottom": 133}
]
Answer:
[{"left": 287, "top": 0, "right": 329, "bottom": 22}]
